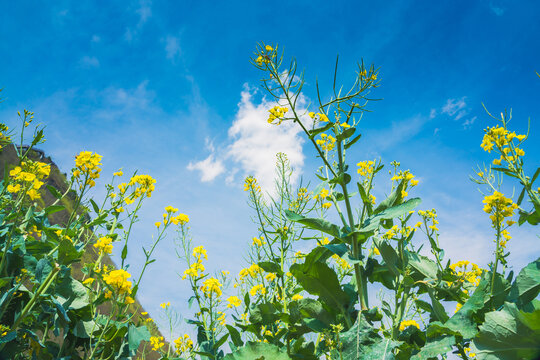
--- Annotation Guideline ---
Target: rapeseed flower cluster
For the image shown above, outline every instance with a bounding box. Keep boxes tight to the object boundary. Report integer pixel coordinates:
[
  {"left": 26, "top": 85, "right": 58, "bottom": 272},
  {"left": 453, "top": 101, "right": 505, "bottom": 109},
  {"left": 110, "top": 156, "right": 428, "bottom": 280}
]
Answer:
[
  {"left": 226, "top": 295, "right": 241, "bottom": 308},
  {"left": 244, "top": 176, "right": 261, "bottom": 193},
  {"left": 182, "top": 245, "right": 207, "bottom": 279},
  {"left": 174, "top": 334, "right": 193, "bottom": 355},
  {"left": 357, "top": 160, "right": 375, "bottom": 177},
  {"left": 8, "top": 160, "right": 51, "bottom": 200},
  {"left": 391, "top": 170, "right": 419, "bottom": 198},
  {"left": 150, "top": 336, "right": 164, "bottom": 351},
  {"left": 267, "top": 105, "right": 289, "bottom": 125},
  {"left": 316, "top": 133, "right": 336, "bottom": 151},
  {"left": 201, "top": 277, "right": 222, "bottom": 297},
  {"left": 239, "top": 263, "right": 263, "bottom": 280},
  {"left": 482, "top": 191, "right": 518, "bottom": 226},
  {"left": 313, "top": 188, "right": 332, "bottom": 209},
  {"left": 103, "top": 269, "right": 132, "bottom": 294},
  {"left": 480, "top": 125, "right": 526, "bottom": 166},
  {"left": 399, "top": 319, "right": 420, "bottom": 331},
  {"left": 450, "top": 260, "right": 482, "bottom": 287},
  {"left": 93, "top": 236, "right": 113, "bottom": 255},
  {"left": 252, "top": 236, "right": 264, "bottom": 247},
  {"left": 308, "top": 112, "right": 330, "bottom": 123},
  {"left": 162, "top": 206, "right": 190, "bottom": 226},
  {"left": 255, "top": 44, "right": 274, "bottom": 65},
  {"left": 332, "top": 254, "right": 352, "bottom": 271},
  {"left": 73, "top": 151, "right": 102, "bottom": 188},
  {"left": 0, "top": 123, "right": 12, "bottom": 149},
  {"left": 249, "top": 283, "right": 266, "bottom": 296},
  {"left": 418, "top": 209, "right": 439, "bottom": 232}
]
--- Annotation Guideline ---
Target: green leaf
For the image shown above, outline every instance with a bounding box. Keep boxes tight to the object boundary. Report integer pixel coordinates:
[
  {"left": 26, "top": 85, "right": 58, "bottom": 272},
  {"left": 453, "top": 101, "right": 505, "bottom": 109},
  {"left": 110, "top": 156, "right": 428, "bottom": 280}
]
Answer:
[
  {"left": 290, "top": 261, "right": 349, "bottom": 312},
  {"left": 344, "top": 133, "right": 362, "bottom": 149},
  {"left": 411, "top": 335, "right": 456, "bottom": 360},
  {"left": 284, "top": 210, "right": 342, "bottom": 239},
  {"left": 73, "top": 320, "right": 98, "bottom": 339},
  {"left": 472, "top": 302, "right": 540, "bottom": 360},
  {"left": 406, "top": 251, "right": 438, "bottom": 280},
  {"left": 58, "top": 238, "right": 83, "bottom": 265},
  {"left": 44, "top": 205, "right": 65, "bottom": 215},
  {"left": 56, "top": 277, "right": 90, "bottom": 310},
  {"left": 258, "top": 261, "right": 282, "bottom": 275},
  {"left": 249, "top": 303, "right": 280, "bottom": 325},
  {"left": 329, "top": 171, "right": 352, "bottom": 186},
  {"left": 336, "top": 127, "right": 356, "bottom": 142},
  {"left": 507, "top": 257, "right": 540, "bottom": 307},
  {"left": 223, "top": 342, "right": 291, "bottom": 360},
  {"left": 128, "top": 325, "right": 151, "bottom": 352},
  {"left": 308, "top": 122, "right": 334, "bottom": 139},
  {"left": 226, "top": 325, "right": 244, "bottom": 347},
  {"left": 332, "top": 316, "right": 400, "bottom": 359},
  {"left": 357, "top": 182, "right": 373, "bottom": 217},
  {"left": 373, "top": 180, "right": 407, "bottom": 214},
  {"left": 373, "top": 238, "right": 401, "bottom": 278},
  {"left": 90, "top": 199, "right": 100, "bottom": 214},
  {"left": 35, "top": 258, "right": 53, "bottom": 283},
  {"left": 359, "top": 198, "right": 421, "bottom": 233},
  {"left": 46, "top": 185, "right": 63, "bottom": 199}
]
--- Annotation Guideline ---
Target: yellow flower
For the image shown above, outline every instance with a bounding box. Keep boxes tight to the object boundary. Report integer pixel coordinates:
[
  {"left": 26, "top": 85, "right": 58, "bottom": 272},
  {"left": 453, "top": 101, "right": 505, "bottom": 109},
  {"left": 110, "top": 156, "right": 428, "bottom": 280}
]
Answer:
[
  {"left": 291, "top": 294, "right": 303, "bottom": 301},
  {"left": 201, "top": 277, "right": 222, "bottom": 297},
  {"left": 265, "top": 45, "right": 273, "bottom": 52},
  {"left": 7, "top": 184, "right": 21, "bottom": 193},
  {"left": 82, "top": 278, "right": 95, "bottom": 285},
  {"left": 150, "top": 336, "right": 164, "bottom": 351},
  {"left": 174, "top": 334, "right": 194, "bottom": 355},
  {"left": 265, "top": 273, "right": 277, "bottom": 282},
  {"left": 125, "top": 296, "right": 135, "bottom": 304},
  {"left": 227, "top": 296, "right": 242, "bottom": 308},
  {"left": 399, "top": 319, "right": 420, "bottom": 331},
  {"left": 93, "top": 236, "right": 113, "bottom": 255},
  {"left": 160, "top": 302, "right": 170, "bottom": 308},
  {"left": 103, "top": 269, "right": 132, "bottom": 294},
  {"left": 155, "top": 222, "right": 161, "bottom": 228},
  {"left": 252, "top": 236, "right": 264, "bottom": 246},
  {"left": 322, "top": 202, "right": 332, "bottom": 209},
  {"left": 113, "top": 170, "right": 123, "bottom": 177},
  {"left": 249, "top": 284, "right": 266, "bottom": 296}
]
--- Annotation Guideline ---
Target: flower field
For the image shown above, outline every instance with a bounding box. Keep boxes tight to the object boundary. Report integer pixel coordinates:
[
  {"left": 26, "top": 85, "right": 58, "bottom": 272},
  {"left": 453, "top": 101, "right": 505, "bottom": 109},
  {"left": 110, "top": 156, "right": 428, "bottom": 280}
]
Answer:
[{"left": 0, "top": 44, "right": 539, "bottom": 360}]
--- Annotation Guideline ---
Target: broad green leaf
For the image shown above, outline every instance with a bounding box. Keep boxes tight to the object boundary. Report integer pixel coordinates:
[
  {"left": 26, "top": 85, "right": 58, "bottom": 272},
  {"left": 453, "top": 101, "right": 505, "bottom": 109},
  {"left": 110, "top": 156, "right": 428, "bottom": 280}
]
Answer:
[
  {"left": 507, "top": 257, "right": 540, "bottom": 307},
  {"left": 58, "top": 238, "right": 83, "bottom": 265},
  {"left": 284, "top": 210, "right": 342, "bottom": 239},
  {"left": 332, "top": 316, "right": 401, "bottom": 359},
  {"left": 35, "top": 258, "right": 53, "bottom": 283},
  {"left": 406, "top": 251, "right": 438, "bottom": 280},
  {"left": 373, "top": 180, "right": 407, "bottom": 214},
  {"left": 290, "top": 261, "right": 349, "bottom": 312},
  {"left": 226, "top": 325, "right": 243, "bottom": 347},
  {"left": 344, "top": 133, "right": 362, "bottom": 149},
  {"left": 249, "top": 303, "right": 280, "bottom": 325},
  {"left": 223, "top": 342, "right": 291, "bottom": 360},
  {"left": 46, "top": 184, "right": 63, "bottom": 199},
  {"left": 258, "top": 261, "right": 282, "bottom": 275},
  {"left": 411, "top": 335, "right": 455, "bottom": 360},
  {"left": 74, "top": 320, "right": 98, "bottom": 339},
  {"left": 373, "top": 238, "right": 401, "bottom": 278},
  {"left": 44, "top": 205, "right": 65, "bottom": 215},
  {"left": 128, "top": 324, "right": 151, "bottom": 352},
  {"left": 56, "top": 277, "right": 89, "bottom": 310},
  {"left": 472, "top": 302, "right": 540, "bottom": 360},
  {"left": 359, "top": 198, "right": 421, "bottom": 233}
]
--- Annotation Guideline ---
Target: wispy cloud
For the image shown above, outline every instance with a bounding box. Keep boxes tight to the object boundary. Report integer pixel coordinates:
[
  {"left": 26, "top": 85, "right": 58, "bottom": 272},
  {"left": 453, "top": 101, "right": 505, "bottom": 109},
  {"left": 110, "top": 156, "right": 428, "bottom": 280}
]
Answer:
[
  {"left": 79, "top": 55, "right": 100, "bottom": 68},
  {"left": 440, "top": 97, "right": 477, "bottom": 129},
  {"left": 164, "top": 35, "right": 181, "bottom": 61},
  {"left": 124, "top": 0, "right": 152, "bottom": 42}
]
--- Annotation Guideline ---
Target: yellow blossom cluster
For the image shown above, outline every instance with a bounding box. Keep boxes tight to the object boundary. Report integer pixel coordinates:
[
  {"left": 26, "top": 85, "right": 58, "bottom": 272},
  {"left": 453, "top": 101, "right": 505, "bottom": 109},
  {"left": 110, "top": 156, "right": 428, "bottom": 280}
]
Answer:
[
  {"left": 150, "top": 336, "right": 164, "bottom": 351},
  {"left": 391, "top": 170, "right": 419, "bottom": 198},
  {"left": 93, "top": 236, "right": 113, "bottom": 255},
  {"left": 480, "top": 125, "right": 526, "bottom": 165},
  {"left": 244, "top": 176, "right": 261, "bottom": 193},
  {"left": 464, "top": 347, "right": 477, "bottom": 359},
  {"left": 249, "top": 283, "right": 266, "bottom": 296},
  {"left": 450, "top": 260, "right": 482, "bottom": 287},
  {"left": 174, "top": 334, "right": 194, "bottom": 355},
  {"left": 201, "top": 277, "right": 222, "bottom": 297},
  {"left": 265, "top": 272, "right": 277, "bottom": 282},
  {"left": 399, "top": 319, "right": 420, "bottom": 331},
  {"left": 252, "top": 236, "right": 264, "bottom": 247},
  {"left": 291, "top": 294, "right": 303, "bottom": 301},
  {"left": 482, "top": 191, "right": 518, "bottom": 226},
  {"left": 226, "top": 295, "right": 242, "bottom": 308},
  {"left": 267, "top": 105, "right": 289, "bottom": 125},
  {"left": 418, "top": 209, "right": 439, "bottom": 232},
  {"left": 297, "top": 187, "right": 309, "bottom": 201},
  {"left": 0, "top": 123, "right": 12, "bottom": 149},
  {"left": 162, "top": 206, "right": 190, "bottom": 226},
  {"left": 360, "top": 69, "right": 378, "bottom": 82},
  {"left": 308, "top": 112, "right": 330, "bottom": 123},
  {"left": 357, "top": 160, "right": 375, "bottom": 177},
  {"left": 182, "top": 245, "right": 207, "bottom": 279},
  {"left": 239, "top": 263, "right": 263, "bottom": 280},
  {"left": 73, "top": 151, "right": 102, "bottom": 188},
  {"left": 8, "top": 160, "right": 51, "bottom": 200},
  {"left": 255, "top": 45, "right": 274, "bottom": 65},
  {"left": 316, "top": 133, "right": 336, "bottom": 151},
  {"left": 103, "top": 269, "right": 132, "bottom": 294},
  {"left": 217, "top": 311, "right": 226, "bottom": 326}
]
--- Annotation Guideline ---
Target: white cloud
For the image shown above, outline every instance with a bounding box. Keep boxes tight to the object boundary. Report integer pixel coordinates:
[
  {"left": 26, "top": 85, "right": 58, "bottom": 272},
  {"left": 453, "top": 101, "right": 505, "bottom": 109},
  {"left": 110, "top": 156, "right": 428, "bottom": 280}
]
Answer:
[
  {"left": 79, "top": 55, "right": 99, "bottom": 68},
  {"left": 462, "top": 116, "right": 477, "bottom": 129},
  {"left": 187, "top": 154, "right": 225, "bottom": 182},
  {"left": 187, "top": 86, "right": 308, "bottom": 193},
  {"left": 442, "top": 97, "right": 467, "bottom": 119},
  {"left": 165, "top": 36, "right": 181, "bottom": 61},
  {"left": 124, "top": 0, "right": 152, "bottom": 42}
]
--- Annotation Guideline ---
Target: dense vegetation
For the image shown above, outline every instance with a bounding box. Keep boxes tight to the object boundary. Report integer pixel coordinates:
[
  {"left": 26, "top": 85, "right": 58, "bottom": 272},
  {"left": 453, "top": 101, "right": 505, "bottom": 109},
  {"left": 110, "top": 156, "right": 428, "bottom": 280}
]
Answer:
[{"left": 0, "top": 45, "right": 538, "bottom": 359}]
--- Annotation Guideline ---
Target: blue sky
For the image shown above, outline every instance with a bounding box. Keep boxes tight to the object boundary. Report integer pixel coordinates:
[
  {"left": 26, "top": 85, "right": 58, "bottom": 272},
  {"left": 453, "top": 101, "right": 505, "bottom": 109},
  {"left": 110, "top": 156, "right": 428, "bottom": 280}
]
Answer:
[{"left": 1, "top": 0, "right": 539, "bottom": 339}]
